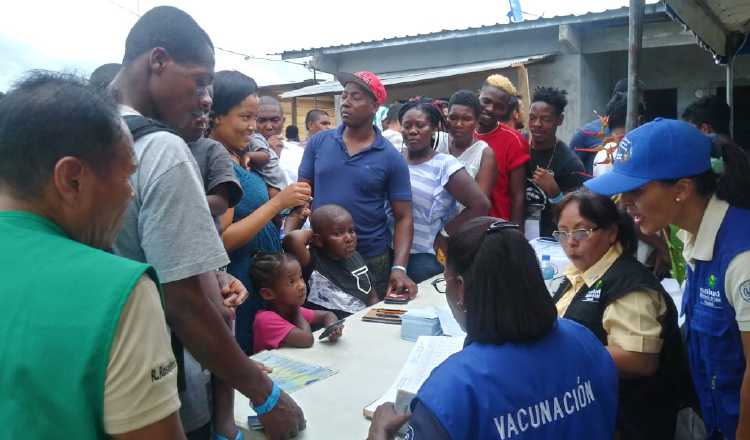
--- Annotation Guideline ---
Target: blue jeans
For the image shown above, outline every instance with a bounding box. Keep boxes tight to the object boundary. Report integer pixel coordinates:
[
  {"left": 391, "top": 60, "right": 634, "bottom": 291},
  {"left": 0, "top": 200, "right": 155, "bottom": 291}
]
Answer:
[{"left": 407, "top": 253, "right": 444, "bottom": 284}]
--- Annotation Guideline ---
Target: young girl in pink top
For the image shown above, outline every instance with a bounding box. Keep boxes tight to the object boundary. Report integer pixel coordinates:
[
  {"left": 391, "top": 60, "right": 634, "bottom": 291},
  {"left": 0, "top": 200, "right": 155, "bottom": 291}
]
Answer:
[{"left": 250, "top": 252, "right": 342, "bottom": 353}]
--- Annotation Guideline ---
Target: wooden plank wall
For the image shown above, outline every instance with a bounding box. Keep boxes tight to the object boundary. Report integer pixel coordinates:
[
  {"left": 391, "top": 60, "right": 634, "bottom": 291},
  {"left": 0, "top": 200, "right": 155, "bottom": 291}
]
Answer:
[{"left": 280, "top": 96, "right": 337, "bottom": 140}]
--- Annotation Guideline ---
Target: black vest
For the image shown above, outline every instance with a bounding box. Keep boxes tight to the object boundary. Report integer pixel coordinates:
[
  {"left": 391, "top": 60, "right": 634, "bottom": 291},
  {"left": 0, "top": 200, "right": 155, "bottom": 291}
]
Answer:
[{"left": 553, "top": 254, "right": 694, "bottom": 440}]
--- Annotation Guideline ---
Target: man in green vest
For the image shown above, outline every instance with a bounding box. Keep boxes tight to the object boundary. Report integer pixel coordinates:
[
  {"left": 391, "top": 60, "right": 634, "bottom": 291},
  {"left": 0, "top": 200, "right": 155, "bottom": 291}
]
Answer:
[{"left": 0, "top": 74, "right": 185, "bottom": 438}]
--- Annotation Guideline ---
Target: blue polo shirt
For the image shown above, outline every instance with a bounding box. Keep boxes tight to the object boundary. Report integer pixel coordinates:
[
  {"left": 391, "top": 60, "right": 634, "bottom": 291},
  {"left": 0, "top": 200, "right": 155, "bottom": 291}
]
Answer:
[{"left": 298, "top": 125, "right": 411, "bottom": 258}]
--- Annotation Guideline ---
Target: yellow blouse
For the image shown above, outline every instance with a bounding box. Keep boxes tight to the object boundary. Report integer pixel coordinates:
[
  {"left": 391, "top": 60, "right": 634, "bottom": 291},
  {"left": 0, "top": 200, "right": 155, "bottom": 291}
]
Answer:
[{"left": 555, "top": 243, "right": 667, "bottom": 354}]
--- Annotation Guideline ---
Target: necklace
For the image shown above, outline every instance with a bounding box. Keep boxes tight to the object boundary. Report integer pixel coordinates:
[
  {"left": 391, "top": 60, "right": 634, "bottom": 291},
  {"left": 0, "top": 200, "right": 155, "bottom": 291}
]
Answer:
[{"left": 532, "top": 140, "right": 557, "bottom": 171}]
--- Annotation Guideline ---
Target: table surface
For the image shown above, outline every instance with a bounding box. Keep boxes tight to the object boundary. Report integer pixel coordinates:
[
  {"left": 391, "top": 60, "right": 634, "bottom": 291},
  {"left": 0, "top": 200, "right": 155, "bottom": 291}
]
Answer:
[{"left": 235, "top": 276, "right": 450, "bottom": 439}]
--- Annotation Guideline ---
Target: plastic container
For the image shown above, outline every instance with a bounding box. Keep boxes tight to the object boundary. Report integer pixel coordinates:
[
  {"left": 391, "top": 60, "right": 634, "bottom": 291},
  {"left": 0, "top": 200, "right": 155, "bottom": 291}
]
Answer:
[{"left": 540, "top": 254, "right": 557, "bottom": 280}]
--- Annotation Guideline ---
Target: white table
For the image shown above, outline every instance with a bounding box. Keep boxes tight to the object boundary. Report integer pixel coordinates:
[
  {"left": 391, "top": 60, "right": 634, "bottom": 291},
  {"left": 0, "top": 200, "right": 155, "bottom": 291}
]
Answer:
[
  {"left": 234, "top": 240, "right": 571, "bottom": 438},
  {"left": 234, "top": 277, "right": 449, "bottom": 439}
]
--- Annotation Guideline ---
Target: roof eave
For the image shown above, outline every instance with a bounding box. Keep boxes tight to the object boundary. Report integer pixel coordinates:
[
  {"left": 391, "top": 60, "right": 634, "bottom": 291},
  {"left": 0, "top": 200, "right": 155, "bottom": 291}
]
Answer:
[{"left": 278, "top": 3, "right": 666, "bottom": 60}]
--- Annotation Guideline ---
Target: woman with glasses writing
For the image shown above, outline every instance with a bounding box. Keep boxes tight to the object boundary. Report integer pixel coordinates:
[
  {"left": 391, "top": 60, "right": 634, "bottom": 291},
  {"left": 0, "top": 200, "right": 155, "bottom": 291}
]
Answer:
[
  {"left": 368, "top": 217, "right": 618, "bottom": 440},
  {"left": 552, "top": 190, "right": 690, "bottom": 440}
]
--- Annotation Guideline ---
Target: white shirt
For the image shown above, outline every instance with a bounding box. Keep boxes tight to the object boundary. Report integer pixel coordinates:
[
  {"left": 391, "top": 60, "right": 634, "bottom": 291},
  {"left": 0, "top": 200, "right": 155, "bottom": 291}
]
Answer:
[
  {"left": 382, "top": 129, "right": 404, "bottom": 153},
  {"left": 437, "top": 139, "right": 488, "bottom": 180},
  {"left": 277, "top": 141, "right": 305, "bottom": 185},
  {"left": 679, "top": 195, "right": 750, "bottom": 331}
]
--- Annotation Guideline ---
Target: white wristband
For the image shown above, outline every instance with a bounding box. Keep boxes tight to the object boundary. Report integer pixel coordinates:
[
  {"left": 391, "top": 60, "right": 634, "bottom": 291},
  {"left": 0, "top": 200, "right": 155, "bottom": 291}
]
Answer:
[{"left": 391, "top": 265, "right": 407, "bottom": 273}]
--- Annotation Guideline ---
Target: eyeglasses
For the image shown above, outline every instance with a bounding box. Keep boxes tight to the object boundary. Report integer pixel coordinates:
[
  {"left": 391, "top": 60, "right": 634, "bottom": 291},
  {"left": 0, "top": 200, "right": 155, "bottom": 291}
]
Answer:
[
  {"left": 431, "top": 277, "right": 447, "bottom": 294},
  {"left": 430, "top": 221, "right": 519, "bottom": 294},
  {"left": 552, "top": 228, "right": 600, "bottom": 242}
]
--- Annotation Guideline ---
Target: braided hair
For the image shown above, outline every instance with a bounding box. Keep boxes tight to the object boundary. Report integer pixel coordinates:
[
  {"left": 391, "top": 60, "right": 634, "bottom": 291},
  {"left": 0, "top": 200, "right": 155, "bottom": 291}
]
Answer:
[
  {"left": 249, "top": 252, "right": 295, "bottom": 293},
  {"left": 398, "top": 98, "right": 448, "bottom": 150},
  {"left": 398, "top": 98, "right": 447, "bottom": 132}
]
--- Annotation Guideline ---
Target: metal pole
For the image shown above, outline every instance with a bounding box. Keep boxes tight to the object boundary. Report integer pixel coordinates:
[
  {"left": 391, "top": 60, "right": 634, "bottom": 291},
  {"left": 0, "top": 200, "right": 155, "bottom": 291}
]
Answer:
[
  {"left": 727, "top": 61, "right": 735, "bottom": 138},
  {"left": 626, "top": 0, "right": 645, "bottom": 132}
]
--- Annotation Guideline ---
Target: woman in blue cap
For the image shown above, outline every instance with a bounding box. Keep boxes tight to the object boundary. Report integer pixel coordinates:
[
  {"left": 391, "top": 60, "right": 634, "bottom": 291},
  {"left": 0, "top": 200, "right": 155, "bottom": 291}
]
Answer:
[{"left": 585, "top": 118, "right": 750, "bottom": 440}]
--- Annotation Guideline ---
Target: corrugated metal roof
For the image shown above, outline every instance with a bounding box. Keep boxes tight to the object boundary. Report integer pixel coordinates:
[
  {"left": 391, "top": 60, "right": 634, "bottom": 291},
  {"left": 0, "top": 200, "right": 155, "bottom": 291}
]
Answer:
[
  {"left": 279, "top": 54, "right": 551, "bottom": 99},
  {"left": 665, "top": 0, "right": 749, "bottom": 60},
  {"left": 709, "top": 0, "right": 750, "bottom": 32},
  {"left": 278, "top": 4, "right": 667, "bottom": 59}
]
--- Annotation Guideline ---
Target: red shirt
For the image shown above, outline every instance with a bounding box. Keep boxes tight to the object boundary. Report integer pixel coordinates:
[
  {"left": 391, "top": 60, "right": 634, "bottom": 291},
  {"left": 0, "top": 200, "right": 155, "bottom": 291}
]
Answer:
[
  {"left": 475, "top": 124, "right": 530, "bottom": 220},
  {"left": 253, "top": 307, "right": 315, "bottom": 353}
]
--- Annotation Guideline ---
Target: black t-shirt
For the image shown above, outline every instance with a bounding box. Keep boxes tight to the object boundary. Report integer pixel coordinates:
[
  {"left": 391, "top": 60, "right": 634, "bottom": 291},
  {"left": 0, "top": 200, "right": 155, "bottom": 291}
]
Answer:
[{"left": 527, "top": 140, "right": 587, "bottom": 236}]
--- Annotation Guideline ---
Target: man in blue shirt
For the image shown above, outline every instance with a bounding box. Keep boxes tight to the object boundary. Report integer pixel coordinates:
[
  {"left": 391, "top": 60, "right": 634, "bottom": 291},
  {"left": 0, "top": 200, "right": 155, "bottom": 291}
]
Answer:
[{"left": 299, "top": 71, "right": 417, "bottom": 299}]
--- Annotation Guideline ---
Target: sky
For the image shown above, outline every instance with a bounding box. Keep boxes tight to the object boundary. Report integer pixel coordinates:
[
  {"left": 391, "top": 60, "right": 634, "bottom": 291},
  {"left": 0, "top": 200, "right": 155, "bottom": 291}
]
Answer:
[{"left": 0, "top": 0, "right": 657, "bottom": 92}]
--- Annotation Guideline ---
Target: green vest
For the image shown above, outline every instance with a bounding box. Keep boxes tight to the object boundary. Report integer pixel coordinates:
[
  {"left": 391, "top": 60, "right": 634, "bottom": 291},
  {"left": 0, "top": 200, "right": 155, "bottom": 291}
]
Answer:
[{"left": 0, "top": 211, "right": 159, "bottom": 438}]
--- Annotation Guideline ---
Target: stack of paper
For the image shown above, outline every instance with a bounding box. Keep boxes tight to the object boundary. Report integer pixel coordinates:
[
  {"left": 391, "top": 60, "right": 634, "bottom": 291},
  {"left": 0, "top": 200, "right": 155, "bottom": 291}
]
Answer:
[
  {"left": 400, "top": 308, "right": 442, "bottom": 341},
  {"left": 364, "top": 336, "right": 464, "bottom": 418}
]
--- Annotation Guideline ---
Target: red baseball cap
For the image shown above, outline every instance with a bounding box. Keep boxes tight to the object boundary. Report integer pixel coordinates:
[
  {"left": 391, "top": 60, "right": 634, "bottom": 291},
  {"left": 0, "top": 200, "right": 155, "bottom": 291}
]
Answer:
[{"left": 337, "top": 71, "right": 387, "bottom": 105}]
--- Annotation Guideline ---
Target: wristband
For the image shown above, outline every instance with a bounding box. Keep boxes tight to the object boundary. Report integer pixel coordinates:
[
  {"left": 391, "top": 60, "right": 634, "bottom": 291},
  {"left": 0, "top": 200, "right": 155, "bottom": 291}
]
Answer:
[
  {"left": 391, "top": 265, "right": 407, "bottom": 273},
  {"left": 440, "top": 227, "right": 450, "bottom": 238},
  {"left": 252, "top": 381, "right": 281, "bottom": 416},
  {"left": 549, "top": 192, "right": 563, "bottom": 204}
]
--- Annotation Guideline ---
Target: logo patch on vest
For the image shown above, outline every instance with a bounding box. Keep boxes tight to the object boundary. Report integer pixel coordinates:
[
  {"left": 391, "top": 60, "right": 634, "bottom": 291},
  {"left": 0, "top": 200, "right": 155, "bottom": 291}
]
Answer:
[
  {"left": 740, "top": 280, "right": 750, "bottom": 303},
  {"left": 351, "top": 266, "right": 372, "bottom": 295},
  {"left": 699, "top": 274, "right": 723, "bottom": 308},
  {"left": 614, "top": 137, "right": 632, "bottom": 163},
  {"left": 582, "top": 280, "right": 603, "bottom": 303},
  {"left": 151, "top": 359, "right": 177, "bottom": 383}
]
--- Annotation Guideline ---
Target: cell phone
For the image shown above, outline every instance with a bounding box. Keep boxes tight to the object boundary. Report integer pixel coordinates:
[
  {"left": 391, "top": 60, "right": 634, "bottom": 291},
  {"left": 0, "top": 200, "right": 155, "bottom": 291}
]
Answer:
[
  {"left": 384, "top": 294, "right": 410, "bottom": 304},
  {"left": 318, "top": 318, "right": 346, "bottom": 340},
  {"left": 247, "top": 415, "right": 263, "bottom": 431}
]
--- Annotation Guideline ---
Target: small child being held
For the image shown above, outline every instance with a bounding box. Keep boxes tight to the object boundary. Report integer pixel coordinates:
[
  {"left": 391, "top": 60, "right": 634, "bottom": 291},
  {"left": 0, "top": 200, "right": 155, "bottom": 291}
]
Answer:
[
  {"left": 188, "top": 136, "right": 244, "bottom": 231},
  {"left": 251, "top": 252, "right": 342, "bottom": 353},
  {"left": 283, "top": 204, "right": 378, "bottom": 319},
  {"left": 248, "top": 133, "right": 287, "bottom": 197}
]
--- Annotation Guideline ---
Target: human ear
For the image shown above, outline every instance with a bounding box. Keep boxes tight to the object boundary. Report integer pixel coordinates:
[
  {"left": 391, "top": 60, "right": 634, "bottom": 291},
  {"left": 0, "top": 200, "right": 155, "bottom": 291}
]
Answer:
[
  {"left": 674, "top": 178, "right": 696, "bottom": 203},
  {"left": 52, "top": 156, "right": 87, "bottom": 205},
  {"left": 148, "top": 47, "right": 170, "bottom": 74},
  {"left": 557, "top": 113, "right": 565, "bottom": 127},
  {"left": 311, "top": 233, "right": 324, "bottom": 248},
  {"left": 607, "top": 224, "right": 619, "bottom": 246},
  {"left": 259, "top": 287, "right": 276, "bottom": 301},
  {"left": 455, "top": 275, "right": 466, "bottom": 310}
]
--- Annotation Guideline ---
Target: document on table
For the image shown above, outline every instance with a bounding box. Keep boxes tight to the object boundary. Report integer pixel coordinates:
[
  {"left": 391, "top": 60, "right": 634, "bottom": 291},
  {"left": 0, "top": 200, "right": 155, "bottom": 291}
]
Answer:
[
  {"left": 363, "top": 336, "right": 464, "bottom": 418},
  {"left": 251, "top": 351, "right": 338, "bottom": 394}
]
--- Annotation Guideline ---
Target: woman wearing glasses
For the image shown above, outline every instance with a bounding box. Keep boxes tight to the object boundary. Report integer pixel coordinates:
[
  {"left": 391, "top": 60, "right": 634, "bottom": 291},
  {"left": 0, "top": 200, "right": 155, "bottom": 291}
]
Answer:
[
  {"left": 368, "top": 217, "right": 618, "bottom": 440},
  {"left": 552, "top": 190, "right": 689, "bottom": 439},
  {"left": 584, "top": 119, "right": 750, "bottom": 440}
]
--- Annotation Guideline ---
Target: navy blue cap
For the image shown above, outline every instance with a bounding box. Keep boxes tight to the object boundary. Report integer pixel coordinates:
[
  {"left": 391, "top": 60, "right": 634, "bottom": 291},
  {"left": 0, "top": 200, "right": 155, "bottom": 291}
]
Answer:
[{"left": 584, "top": 118, "right": 712, "bottom": 196}]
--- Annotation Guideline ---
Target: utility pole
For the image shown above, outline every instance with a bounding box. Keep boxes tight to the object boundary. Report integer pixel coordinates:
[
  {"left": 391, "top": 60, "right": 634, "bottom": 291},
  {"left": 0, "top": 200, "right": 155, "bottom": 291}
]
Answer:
[{"left": 626, "top": 0, "right": 644, "bottom": 132}]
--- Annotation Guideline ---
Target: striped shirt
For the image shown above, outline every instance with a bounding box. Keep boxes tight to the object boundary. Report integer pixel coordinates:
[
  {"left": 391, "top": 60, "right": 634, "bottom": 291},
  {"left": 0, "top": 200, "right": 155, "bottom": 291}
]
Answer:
[{"left": 408, "top": 153, "right": 464, "bottom": 254}]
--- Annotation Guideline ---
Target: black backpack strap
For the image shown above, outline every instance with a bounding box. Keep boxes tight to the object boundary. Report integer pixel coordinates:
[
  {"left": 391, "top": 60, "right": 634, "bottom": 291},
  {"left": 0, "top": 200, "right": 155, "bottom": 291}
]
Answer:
[{"left": 123, "top": 114, "right": 179, "bottom": 141}]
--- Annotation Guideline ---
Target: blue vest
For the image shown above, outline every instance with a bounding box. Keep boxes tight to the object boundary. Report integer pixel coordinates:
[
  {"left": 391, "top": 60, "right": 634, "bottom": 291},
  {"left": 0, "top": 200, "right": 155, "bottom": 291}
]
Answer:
[
  {"left": 414, "top": 319, "right": 618, "bottom": 439},
  {"left": 683, "top": 206, "right": 750, "bottom": 439}
]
